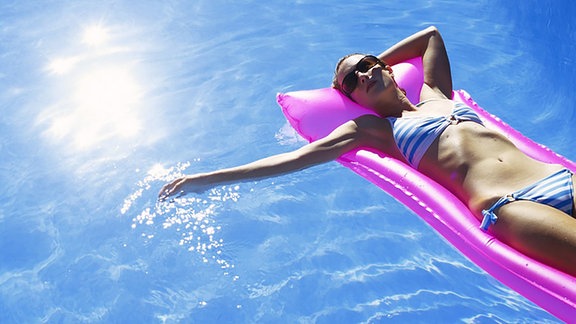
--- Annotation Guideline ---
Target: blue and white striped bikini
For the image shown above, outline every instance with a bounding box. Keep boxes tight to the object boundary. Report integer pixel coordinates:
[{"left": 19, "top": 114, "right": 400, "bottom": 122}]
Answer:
[
  {"left": 480, "top": 168, "right": 574, "bottom": 230},
  {"left": 387, "top": 100, "right": 575, "bottom": 229},
  {"left": 387, "top": 101, "right": 483, "bottom": 168}
]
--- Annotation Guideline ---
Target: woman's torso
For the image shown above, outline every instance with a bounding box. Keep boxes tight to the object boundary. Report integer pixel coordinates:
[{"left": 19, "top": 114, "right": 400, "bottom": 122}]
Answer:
[{"left": 380, "top": 98, "right": 565, "bottom": 216}]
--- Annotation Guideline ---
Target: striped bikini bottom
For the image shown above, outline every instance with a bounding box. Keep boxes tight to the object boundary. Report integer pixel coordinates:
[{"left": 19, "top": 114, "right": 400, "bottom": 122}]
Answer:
[{"left": 480, "top": 168, "right": 575, "bottom": 230}]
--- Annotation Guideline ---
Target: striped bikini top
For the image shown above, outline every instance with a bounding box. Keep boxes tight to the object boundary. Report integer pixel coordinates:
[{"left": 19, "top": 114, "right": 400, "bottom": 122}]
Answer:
[{"left": 387, "top": 101, "right": 484, "bottom": 168}]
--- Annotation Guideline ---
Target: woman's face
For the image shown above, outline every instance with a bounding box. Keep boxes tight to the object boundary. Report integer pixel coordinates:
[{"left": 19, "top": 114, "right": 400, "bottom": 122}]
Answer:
[{"left": 336, "top": 54, "right": 396, "bottom": 110}]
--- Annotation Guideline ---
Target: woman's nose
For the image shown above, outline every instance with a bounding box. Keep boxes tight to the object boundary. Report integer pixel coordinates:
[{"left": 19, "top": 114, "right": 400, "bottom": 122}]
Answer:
[
  {"left": 361, "top": 65, "right": 381, "bottom": 78},
  {"left": 357, "top": 67, "right": 377, "bottom": 84},
  {"left": 356, "top": 72, "right": 368, "bottom": 86}
]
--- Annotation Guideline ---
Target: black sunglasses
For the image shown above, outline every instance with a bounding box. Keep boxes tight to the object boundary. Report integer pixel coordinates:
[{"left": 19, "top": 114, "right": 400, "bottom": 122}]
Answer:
[{"left": 340, "top": 55, "right": 386, "bottom": 96}]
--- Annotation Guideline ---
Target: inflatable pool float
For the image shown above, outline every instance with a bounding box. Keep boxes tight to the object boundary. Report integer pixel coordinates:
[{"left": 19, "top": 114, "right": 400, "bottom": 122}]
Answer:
[{"left": 276, "top": 57, "right": 576, "bottom": 320}]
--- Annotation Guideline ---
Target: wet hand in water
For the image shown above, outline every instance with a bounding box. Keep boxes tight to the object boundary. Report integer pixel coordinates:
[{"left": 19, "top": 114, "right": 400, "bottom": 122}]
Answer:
[
  {"left": 158, "top": 175, "right": 210, "bottom": 201},
  {"left": 158, "top": 176, "right": 186, "bottom": 201}
]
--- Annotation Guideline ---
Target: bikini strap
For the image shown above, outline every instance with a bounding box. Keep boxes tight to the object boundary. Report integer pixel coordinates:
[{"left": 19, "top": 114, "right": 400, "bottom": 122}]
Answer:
[{"left": 480, "top": 195, "right": 514, "bottom": 231}]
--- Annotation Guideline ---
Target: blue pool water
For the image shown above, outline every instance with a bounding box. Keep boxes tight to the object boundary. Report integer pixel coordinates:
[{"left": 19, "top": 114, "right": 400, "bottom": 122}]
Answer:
[{"left": 1, "top": 0, "right": 574, "bottom": 322}]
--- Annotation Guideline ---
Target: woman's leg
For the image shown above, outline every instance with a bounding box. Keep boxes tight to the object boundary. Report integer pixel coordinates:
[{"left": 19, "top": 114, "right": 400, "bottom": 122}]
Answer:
[{"left": 491, "top": 200, "right": 576, "bottom": 277}]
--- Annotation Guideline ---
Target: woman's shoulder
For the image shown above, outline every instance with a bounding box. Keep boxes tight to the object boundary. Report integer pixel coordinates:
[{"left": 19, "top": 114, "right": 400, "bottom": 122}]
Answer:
[
  {"left": 351, "top": 114, "right": 395, "bottom": 145},
  {"left": 353, "top": 114, "right": 392, "bottom": 128},
  {"left": 350, "top": 114, "right": 405, "bottom": 158}
]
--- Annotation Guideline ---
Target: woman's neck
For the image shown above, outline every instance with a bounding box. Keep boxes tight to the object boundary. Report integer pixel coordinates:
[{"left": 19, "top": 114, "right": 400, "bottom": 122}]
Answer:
[{"left": 378, "top": 88, "right": 416, "bottom": 117}]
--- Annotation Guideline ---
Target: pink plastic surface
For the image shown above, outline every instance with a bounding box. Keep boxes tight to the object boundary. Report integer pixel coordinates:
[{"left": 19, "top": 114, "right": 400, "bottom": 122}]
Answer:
[{"left": 277, "top": 57, "right": 576, "bottom": 320}]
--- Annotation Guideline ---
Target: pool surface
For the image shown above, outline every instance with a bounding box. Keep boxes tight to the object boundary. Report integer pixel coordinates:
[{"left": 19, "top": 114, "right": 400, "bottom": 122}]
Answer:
[{"left": 1, "top": 0, "right": 574, "bottom": 322}]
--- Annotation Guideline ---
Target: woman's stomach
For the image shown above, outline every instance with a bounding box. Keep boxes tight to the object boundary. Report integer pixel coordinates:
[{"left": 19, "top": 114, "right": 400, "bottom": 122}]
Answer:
[{"left": 418, "top": 122, "right": 564, "bottom": 214}]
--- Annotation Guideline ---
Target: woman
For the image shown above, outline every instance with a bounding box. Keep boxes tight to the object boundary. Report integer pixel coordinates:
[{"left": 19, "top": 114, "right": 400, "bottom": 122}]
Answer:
[{"left": 159, "top": 27, "right": 576, "bottom": 276}]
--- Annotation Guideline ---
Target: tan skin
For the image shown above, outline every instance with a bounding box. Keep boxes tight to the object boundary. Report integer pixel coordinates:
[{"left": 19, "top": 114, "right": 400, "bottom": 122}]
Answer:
[{"left": 160, "top": 26, "right": 576, "bottom": 276}]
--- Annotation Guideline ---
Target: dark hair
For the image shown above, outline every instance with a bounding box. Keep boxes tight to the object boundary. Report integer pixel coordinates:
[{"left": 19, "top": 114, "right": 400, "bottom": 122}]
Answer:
[{"left": 332, "top": 53, "right": 363, "bottom": 91}]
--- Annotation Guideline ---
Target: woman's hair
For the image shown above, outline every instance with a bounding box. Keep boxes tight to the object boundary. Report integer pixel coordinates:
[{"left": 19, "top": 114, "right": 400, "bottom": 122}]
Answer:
[{"left": 332, "top": 53, "right": 362, "bottom": 90}]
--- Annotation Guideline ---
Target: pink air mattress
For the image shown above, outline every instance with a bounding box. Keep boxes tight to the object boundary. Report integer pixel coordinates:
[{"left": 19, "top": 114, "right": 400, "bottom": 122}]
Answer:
[{"left": 277, "top": 57, "right": 576, "bottom": 320}]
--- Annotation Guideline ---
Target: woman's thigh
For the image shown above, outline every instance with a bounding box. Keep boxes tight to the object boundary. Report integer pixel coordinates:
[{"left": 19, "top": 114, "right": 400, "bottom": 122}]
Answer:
[{"left": 491, "top": 200, "right": 576, "bottom": 276}]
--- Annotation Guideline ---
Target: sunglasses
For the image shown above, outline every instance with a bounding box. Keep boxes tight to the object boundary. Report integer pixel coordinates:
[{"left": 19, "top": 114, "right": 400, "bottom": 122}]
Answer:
[{"left": 340, "top": 55, "right": 386, "bottom": 96}]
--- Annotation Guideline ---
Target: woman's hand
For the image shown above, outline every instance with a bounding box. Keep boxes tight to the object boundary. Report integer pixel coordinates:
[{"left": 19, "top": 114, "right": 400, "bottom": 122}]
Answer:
[{"left": 158, "top": 174, "right": 211, "bottom": 201}]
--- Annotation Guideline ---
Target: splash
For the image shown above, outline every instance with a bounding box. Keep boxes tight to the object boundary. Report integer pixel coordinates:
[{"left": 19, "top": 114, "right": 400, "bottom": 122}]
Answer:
[
  {"left": 121, "top": 162, "right": 240, "bottom": 276},
  {"left": 275, "top": 122, "right": 306, "bottom": 146}
]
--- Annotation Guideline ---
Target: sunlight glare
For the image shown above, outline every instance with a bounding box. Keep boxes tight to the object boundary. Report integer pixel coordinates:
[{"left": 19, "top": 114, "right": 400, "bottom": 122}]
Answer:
[
  {"left": 47, "top": 57, "right": 79, "bottom": 75},
  {"left": 41, "top": 22, "right": 151, "bottom": 153},
  {"left": 46, "top": 114, "right": 73, "bottom": 140},
  {"left": 82, "top": 25, "right": 109, "bottom": 47},
  {"left": 42, "top": 65, "right": 144, "bottom": 151},
  {"left": 75, "top": 67, "right": 141, "bottom": 112},
  {"left": 71, "top": 66, "right": 143, "bottom": 149}
]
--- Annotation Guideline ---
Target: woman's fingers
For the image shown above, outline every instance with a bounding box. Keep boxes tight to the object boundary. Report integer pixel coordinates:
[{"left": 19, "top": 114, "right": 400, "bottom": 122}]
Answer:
[
  {"left": 158, "top": 177, "right": 185, "bottom": 201},
  {"left": 158, "top": 174, "right": 212, "bottom": 201}
]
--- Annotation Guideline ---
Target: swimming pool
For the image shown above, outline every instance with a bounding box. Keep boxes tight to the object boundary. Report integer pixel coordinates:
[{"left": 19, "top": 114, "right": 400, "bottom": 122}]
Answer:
[{"left": 1, "top": 0, "right": 574, "bottom": 322}]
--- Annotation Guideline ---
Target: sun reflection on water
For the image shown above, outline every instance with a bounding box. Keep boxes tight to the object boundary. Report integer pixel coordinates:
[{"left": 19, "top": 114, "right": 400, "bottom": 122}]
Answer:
[
  {"left": 40, "top": 23, "right": 146, "bottom": 152},
  {"left": 122, "top": 162, "right": 240, "bottom": 277},
  {"left": 82, "top": 25, "right": 109, "bottom": 47}
]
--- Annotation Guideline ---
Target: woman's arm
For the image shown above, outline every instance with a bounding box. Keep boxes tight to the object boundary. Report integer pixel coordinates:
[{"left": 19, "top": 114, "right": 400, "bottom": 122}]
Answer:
[
  {"left": 378, "top": 26, "right": 452, "bottom": 99},
  {"left": 158, "top": 116, "right": 382, "bottom": 200}
]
